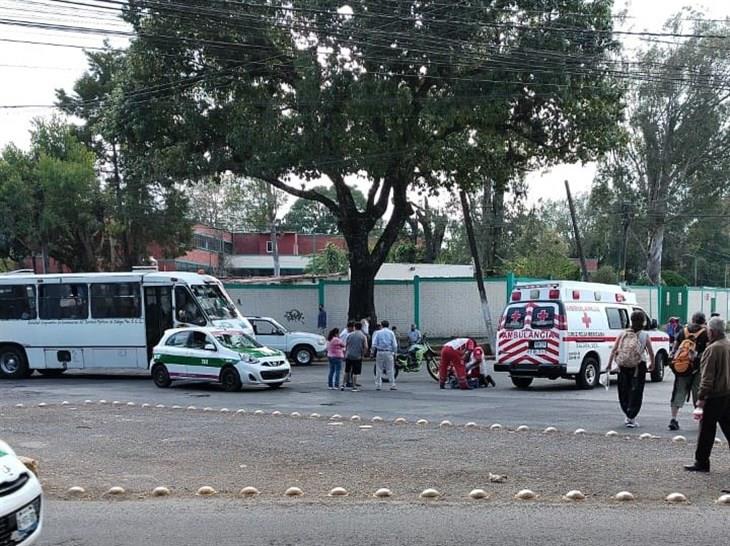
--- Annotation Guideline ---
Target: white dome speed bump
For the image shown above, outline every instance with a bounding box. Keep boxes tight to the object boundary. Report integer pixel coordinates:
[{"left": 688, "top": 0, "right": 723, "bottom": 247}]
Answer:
[
  {"left": 716, "top": 494, "right": 730, "bottom": 504},
  {"left": 155, "top": 404, "right": 165, "bottom": 409},
  {"left": 239, "top": 487, "right": 260, "bottom": 497},
  {"left": 416, "top": 419, "right": 429, "bottom": 425},
  {"left": 220, "top": 408, "right": 230, "bottom": 413},
  {"left": 152, "top": 487, "right": 171, "bottom": 497},
  {"left": 419, "top": 488, "right": 441, "bottom": 499},
  {"left": 439, "top": 420, "right": 453, "bottom": 428},
  {"left": 107, "top": 486, "right": 126, "bottom": 496},
  {"left": 465, "top": 422, "right": 478, "bottom": 429},
  {"left": 563, "top": 490, "right": 586, "bottom": 501},
  {"left": 672, "top": 435, "right": 687, "bottom": 443},
  {"left": 606, "top": 430, "right": 619, "bottom": 437},
  {"left": 516, "top": 425, "right": 529, "bottom": 432},
  {"left": 67, "top": 486, "right": 86, "bottom": 496},
  {"left": 271, "top": 410, "right": 281, "bottom": 416},
  {"left": 330, "top": 414, "right": 342, "bottom": 420},
  {"left": 112, "top": 401, "right": 121, "bottom": 406},
  {"left": 253, "top": 410, "right": 264, "bottom": 415},
  {"left": 359, "top": 425, "right": 373, "bottom": 430},
  {"left": 290, "top": 411, "right": 301, "bottom": 417},
  {"left": 285, "top": 487, "right": 304, "bottom": 497},
  {"left": 84, "top": 400, "right": 93, "bottom": 404},
  {"left": 197, "top": 486, "right": 217, "bottom": 497},
  {"left": 350, "top": 415, "right": 361, "bottom": 421},
  {"left": 171, "top": 405, "right": 181, "bottom": 409},
  {"left": 490, "top": 423, "right": 503, "bottom": 431},
  {"left": 14, "top": 403, "right": 24, "bottom": 408},
  {"left": 374, "top": 488, "right": 393, "bottom": 498},
  {"left": 141, "top": 403, "right": 151, "bottom": 408},
  {"left": 665, "top": 492, "right": 688, "bottom": 503},
  {"left": 128, "top": 402, "right": 137, "bottom": 407},
  {"left": 310, "top": 413, "right": 321, "bottom": 419},
  {"left": 573, "top": 428, "right": 586, "bottom": 435},
  {"left": 469, "top": 489, "right": 489, "bottom": 500},
  {"left": 62, "top": 401, "right": 70, "bottom": 406},
  {"left": 393, "top": 417, "right": 407, "bottom": 425},
  {"left": 614, "top": 491, "right": 635, "bottom": 501},
  {"left": 639, "top": 433, "right": 654, "bottom": 440},
  {"left": 99, "top": 400, "right": 108, "bottom": 404},
  {"left": 543, "top": 427, "right": 558, "bottom": 434},
  {"left": 514, "top": 489, "right": 536, "bottom": 500},
  {"left": 187, "top": 406, "right": 197, "bottom": 411},
  {"left": 328, "top": 487, "right": 348, "bottom": 497},
  {"left": 371, "top": 416, "right": 383, "bottom": 422}
]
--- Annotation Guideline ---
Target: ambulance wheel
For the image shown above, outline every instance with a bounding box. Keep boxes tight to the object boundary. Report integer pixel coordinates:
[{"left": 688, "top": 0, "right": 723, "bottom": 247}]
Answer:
[
  {"left": 151, "top": 364, "right": 172, "bottom": 388},
  {"left": 511, "top": 377, "right": 533, "bottom": 389},
  {"left": 220, "top": 367, "right": 242, "bottom": 392},
  {"left": 650, "top": 353, "right": 666, "bottom": 383},
  {"left": 576, "top": 356, "right": 600, "bottom": 389}
]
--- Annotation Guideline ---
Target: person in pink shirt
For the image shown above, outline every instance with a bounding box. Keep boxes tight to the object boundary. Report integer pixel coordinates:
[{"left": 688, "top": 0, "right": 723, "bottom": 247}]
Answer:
[{"left": 326, "top": 328, "right": 346, "bottom": 390}]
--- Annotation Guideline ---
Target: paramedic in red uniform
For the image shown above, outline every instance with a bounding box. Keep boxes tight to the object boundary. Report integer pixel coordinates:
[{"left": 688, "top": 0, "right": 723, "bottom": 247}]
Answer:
[{"left": 439, "top": 338, "right": 477, "bottom": 389}]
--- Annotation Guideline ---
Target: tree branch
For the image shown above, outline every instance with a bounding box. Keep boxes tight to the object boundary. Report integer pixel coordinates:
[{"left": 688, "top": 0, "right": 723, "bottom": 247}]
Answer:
[{"left": 255, "top": 174, "right": 338, "bottom": 212}]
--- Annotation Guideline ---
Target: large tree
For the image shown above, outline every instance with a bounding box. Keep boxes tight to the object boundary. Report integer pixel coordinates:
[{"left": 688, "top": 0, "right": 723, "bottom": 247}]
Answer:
[
  {"left": 597, "top": 14, "right": 730, "bottom": 284},
  {"left": 114, "top": 0, "right": 623, "bottom": 321}
]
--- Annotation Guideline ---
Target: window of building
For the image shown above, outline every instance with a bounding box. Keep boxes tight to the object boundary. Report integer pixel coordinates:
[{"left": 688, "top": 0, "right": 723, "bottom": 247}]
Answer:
[
  {"left": 90, "top": 282, "right": 142, "bottom": 319},
  {"left": 0, "top": 285, "right": 36, "bottom": 320},
  {"left": 266, "top": 240, "right": 273, "bottom": 253},
  {"left": 39, "top": 284, "right": 89, "bottom": 320}
]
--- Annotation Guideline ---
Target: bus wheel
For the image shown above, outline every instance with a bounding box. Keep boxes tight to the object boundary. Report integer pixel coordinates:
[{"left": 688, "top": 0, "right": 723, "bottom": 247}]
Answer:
[
  {"left": 576, "top": 356, "right": 600, "bottom": 389},
  {"left": 151, "top": 364, "right": 172, "bottom": 388},
  {"left": 511, "top": 376, "right": 533, "bottom": 389},
  {"left": 220, "top": 367, "right": 242, "bottom": 392},
  {"left": 0, "top": 345, "right": 30, "bottom": 379},
  {"left": 38, "top": 369, "right": 66, "bottom": 377}
]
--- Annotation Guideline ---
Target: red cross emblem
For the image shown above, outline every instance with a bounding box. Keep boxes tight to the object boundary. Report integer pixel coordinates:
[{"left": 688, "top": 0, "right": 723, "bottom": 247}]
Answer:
[
  {"left": 581, "top": 312, "right": 592, "bottom": 328},
  {"left": 510, "top": 310, "right": 522, "bottom": 322},
  {"left": 537, "top": 310, "right": 549, "bottom": 321}
]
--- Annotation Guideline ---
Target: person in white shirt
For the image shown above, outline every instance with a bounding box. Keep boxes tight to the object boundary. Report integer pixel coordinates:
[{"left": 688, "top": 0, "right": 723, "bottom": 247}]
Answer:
[
  {"left": 339, "top": 321, "right": 354, "bottom": 343},
  {"left": 372, "top": 320, "right": 398, "bottom": 391}
]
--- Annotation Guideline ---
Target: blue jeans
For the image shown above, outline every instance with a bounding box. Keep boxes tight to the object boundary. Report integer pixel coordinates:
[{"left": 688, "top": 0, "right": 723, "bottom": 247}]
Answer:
[{"left": 328, "top": 357, "right": 343, "bottom": 388}]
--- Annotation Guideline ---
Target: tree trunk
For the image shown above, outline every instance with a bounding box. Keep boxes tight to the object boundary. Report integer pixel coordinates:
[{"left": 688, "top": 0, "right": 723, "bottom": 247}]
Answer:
[
  {"left": 646, "top": 222, "right": 664, "bottom": 285},
  {"left": 490, "top": 179, "right": 506, "bottom": 272},
  {"left": 344, "top": 229, "right": 377, "bottom": 323}
]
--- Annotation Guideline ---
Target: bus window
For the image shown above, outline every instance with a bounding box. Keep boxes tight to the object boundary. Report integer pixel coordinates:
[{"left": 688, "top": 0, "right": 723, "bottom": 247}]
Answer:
[
  {"left": 91, "top": 283, "right": 142, "bottom": 319},
  {"left": 190, "top": 284, "right": 237, "bottom": 320},
  {"left": 40, "top": 284, "right": 88, "bottom": 320},
  {"left": 0, "top": 285, "right": 36, "bottom": 320},
  {"left": 174, "top": 286, "right": 206, "bottom": 326}
]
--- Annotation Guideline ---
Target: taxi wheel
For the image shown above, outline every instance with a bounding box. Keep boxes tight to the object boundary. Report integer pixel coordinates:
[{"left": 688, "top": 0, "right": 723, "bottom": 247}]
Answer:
[
  {"left": 221, "top": 367, "right": 242, "bottom": 392},
  {"left": 151, "top": 364, "right": 172, "bottom": 388},
  {"left": 577, "top": 356, "right": 600, "bottom": 389}
]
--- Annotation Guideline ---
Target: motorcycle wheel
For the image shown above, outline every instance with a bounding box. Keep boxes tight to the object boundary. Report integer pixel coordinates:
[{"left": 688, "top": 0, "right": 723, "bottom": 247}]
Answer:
[{"left": 426, "top": 355, "right": 439, "bottom": 381}]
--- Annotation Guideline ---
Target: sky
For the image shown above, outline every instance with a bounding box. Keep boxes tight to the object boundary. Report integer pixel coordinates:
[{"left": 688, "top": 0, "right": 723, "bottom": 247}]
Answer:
[{"left": 0, "top": 0, "right": 728, "bottom": 204}]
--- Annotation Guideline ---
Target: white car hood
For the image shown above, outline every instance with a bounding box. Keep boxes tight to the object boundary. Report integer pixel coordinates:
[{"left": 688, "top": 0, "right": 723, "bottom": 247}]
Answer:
[{"left": 287, "top": 332, "right": 325, "bottom": 344}]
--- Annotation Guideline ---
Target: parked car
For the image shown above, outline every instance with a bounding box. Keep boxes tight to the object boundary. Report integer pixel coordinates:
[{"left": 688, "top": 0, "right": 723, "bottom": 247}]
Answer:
[
  {"left": 0, "top": 440, "right": 43, "bottom": 545},
  {"left": 150, "top": 327, "right": 291, "bottom": 391},
  {"left": 247, "top": 316, "right": 327, "bottom": 366}
]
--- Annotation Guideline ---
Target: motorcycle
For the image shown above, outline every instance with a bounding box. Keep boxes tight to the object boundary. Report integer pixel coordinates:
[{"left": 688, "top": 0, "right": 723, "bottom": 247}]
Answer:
[{"left": 372, "top": 338, "right": 440, "bottom": 381}]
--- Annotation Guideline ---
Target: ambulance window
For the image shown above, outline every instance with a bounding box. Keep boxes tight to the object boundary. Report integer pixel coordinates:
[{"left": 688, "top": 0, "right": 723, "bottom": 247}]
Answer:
[
  {"left": 531, "top": 306, "right": 555, "bottom": 329},
  {"left": 504, "top": 306, "right": 526, "bottom": 330},
  {"left": 606, "top": 308, "right": 629, "bottom": 330}
]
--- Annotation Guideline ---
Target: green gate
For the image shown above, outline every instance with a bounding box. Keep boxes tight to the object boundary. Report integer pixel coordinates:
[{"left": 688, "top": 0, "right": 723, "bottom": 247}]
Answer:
[{"left": 661, "top": 286, "right": 688, "bottom": 324}]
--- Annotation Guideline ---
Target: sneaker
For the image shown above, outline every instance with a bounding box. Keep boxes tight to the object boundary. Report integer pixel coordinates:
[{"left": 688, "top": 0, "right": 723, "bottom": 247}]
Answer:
[
  {"left": 624, "top": 417, "right": 631, "bottom": 425},
  {"left": 351, "top": 387, "right": 359, "bottom": 392},
  {"left": 340, "top": 386, "right": 345, "bottom": 391},
  {"left": 376, "top": 387, "right": 381, "bottom": 391},
  {"left": 439, "top": 383, "right": 445, "bottom": 389},
  {"left": 390, "top": 386, "right": 397, "bottom": 391},
  {"left": 328, "top": 386, "right": 334, "bottom": 390},
  {"left": 669, "top": 419, "right": 680, "bottom": 431},
  {"left": 626, "top": 419, "right": 637, "bottom": 428}
]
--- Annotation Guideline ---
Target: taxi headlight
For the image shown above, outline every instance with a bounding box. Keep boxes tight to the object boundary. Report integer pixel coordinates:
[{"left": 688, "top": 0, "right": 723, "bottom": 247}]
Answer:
[{"left": 240, "top": 355, "right": 260, "bottom": 365}]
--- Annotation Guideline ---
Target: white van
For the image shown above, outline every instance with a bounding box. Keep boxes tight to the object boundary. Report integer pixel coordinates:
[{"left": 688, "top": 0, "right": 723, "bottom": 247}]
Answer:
[{"left": 494, "top": 281, "right": 671, "bottom": 389}]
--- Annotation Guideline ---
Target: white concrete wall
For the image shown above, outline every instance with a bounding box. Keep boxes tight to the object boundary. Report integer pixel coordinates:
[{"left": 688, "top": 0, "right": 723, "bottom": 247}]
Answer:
[
  {"left": 631, "top": 286, "right": 659, "bottom": 320},
  {"left": 228, "top": 286, "right": 319, "bottom": 332}
]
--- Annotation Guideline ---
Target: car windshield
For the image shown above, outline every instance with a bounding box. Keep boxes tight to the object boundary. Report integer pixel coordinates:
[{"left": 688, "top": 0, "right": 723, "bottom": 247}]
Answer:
[
  {"left": 268, "top": 318, "right": 288, "bottom": 333},
  {"left": 190, "top": 284, "right": 237, "bottom": 320},
  {"left": 214, "top": 332, "right": 262, "bottom": 350}
]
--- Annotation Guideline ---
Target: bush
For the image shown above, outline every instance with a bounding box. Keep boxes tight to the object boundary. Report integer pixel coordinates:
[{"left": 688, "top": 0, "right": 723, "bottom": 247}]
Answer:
[
  {"left": 662, "top": 270, "right": 689, "bottom": 287},
  {"left": 592, "top": 265, "right": 618, "bottom": 284}
]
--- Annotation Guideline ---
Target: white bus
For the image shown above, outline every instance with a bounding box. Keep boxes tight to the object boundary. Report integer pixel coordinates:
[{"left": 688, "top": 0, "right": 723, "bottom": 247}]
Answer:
[{"left": 0, "top": 270, "right": 254, "bottom": 379}]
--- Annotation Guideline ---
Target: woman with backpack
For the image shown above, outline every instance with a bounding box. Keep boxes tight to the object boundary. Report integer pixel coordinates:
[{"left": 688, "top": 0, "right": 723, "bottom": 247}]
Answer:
[
  {"left": 606, "top": 311, "right": 655, "bottom": 428},
  {"left": 667, "top": 312, "right": 708, "bottom": 431}
]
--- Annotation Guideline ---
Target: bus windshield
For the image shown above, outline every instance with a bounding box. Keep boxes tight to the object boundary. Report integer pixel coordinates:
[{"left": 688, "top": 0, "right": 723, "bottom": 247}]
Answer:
[
  {"left": 214, "top": 332, "right": 262, "bottom": 350},
  {"left": 190, "top": 284, "right": 238, "bottom": 320}
]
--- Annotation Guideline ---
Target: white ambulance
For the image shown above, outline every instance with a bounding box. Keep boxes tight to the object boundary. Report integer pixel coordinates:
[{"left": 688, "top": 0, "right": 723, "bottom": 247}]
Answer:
[{"left": 494, "top": 281, "right": 671, "bottom": 389}]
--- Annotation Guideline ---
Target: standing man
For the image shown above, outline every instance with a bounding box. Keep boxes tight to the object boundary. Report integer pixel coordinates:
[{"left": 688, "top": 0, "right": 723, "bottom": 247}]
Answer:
[
  {"left": 408, "top": 323, "right": 423, "bottom": 346},
  {"left": 344, "top": 322, "right": 368, "bottom": 392},
  {"left": 684, "top": 316, "right": 730, "bottom": 472},
  {"left": 668, "top": 312, "right": 708, "bottom": 431},
  {"left": 317, "top": 304, "right": 327, "bottom": 336},
  {"left": 372, "top": 320, "right": 398, "bottom": 391}
]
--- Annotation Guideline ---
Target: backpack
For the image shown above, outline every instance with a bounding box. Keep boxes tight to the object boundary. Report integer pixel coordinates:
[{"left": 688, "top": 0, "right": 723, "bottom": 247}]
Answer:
[
  {"left": 671, "top": 327, "right": 704, "bottom": 377},
  {"left": 615, "top": 330, "right": 644, "bottom": 368}
]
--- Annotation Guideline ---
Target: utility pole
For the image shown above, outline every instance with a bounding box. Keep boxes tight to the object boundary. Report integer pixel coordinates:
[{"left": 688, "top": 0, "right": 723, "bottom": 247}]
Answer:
[
  {"left": 565, "top": 180, "right": 589, "bottom": 282},
  {"left": 619, "top": 202, "right": 631, "bottom": 282},
  {"left": 271, "top": 219, "right": 280, "bottom": 277},
  {"left": 459, "top": 189, "right": 495, "bottom": 353}
]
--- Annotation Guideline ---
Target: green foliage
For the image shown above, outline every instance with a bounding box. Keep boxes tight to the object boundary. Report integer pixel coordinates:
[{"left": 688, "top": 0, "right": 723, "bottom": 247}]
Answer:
[
  {"left": 592, "top": 265, "right": 619, "bottom": 285},
  {"left": 661, "top": 270, "right": 689, "bottom": 287},
  {"left": 282, "top": 185, "right": 365, "bottom": 235},
  {"left": 306, "top": 243, "right": 349, "bottom": 275},
  {"left": 505, "top": 227, "right": 580, "bottom": 280},
  {"left": 388, "top": 241, "right": 424, "bottom": 264}
]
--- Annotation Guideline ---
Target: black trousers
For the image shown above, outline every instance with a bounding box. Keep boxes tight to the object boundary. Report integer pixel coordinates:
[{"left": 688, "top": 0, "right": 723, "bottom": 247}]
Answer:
[
  {"left": 695, "top": 394, "right": 730, "bottom": 468},
  {"left": 617, "top": 363, "right": 647, "bottom": 419}
]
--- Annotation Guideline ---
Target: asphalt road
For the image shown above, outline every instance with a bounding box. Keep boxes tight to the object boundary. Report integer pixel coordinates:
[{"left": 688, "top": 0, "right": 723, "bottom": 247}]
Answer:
[
  {"left": 39, "top": 500, "right": 726, "bottom": 546},
  {"left": 1, "top": 362, "right": 704, "bottom": 434}
]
